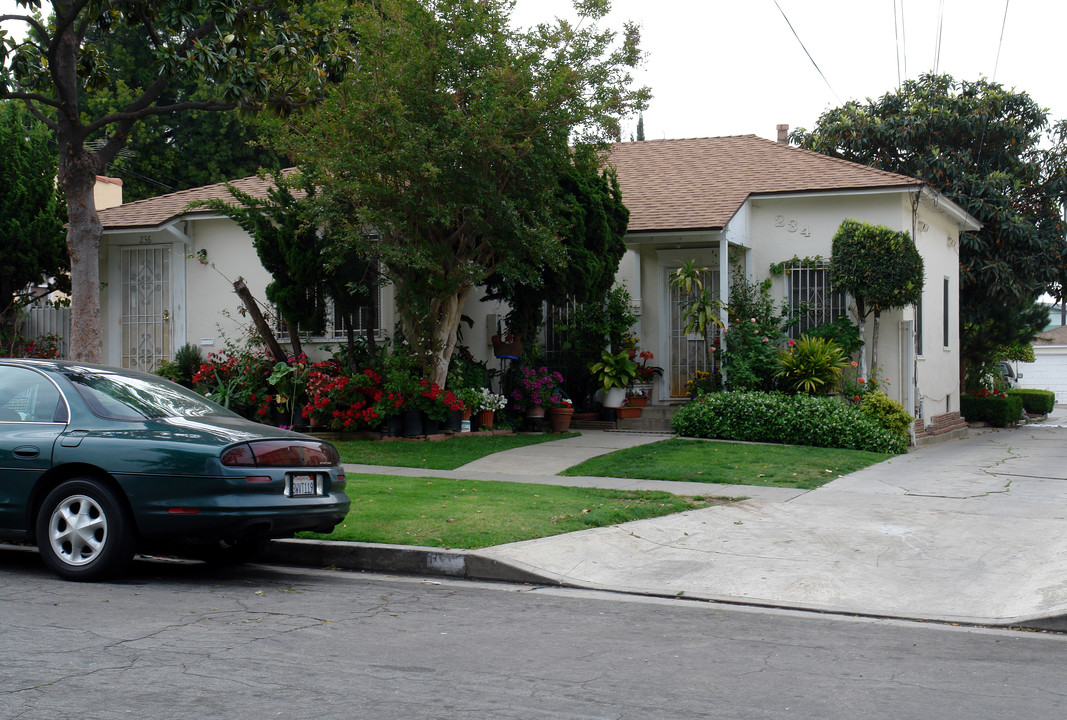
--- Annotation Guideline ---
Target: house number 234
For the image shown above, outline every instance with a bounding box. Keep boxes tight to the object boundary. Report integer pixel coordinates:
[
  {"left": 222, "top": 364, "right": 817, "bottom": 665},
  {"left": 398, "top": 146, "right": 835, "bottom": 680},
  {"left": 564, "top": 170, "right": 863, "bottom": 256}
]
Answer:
[{"left": 775, "top": 215, "right": 811, "bottom": 237}]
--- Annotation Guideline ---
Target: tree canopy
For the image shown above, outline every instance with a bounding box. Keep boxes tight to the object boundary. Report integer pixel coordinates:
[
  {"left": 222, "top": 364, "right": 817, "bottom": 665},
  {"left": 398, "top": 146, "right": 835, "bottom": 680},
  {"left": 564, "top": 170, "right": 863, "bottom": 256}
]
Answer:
[
  {"left": 792, "top": 73, "right": 1067, "bottom": 371},
  {"left": 81, "top": 24, "right": 282, "bottom": 202},
  {"left": 271, "top": 0, "right": 648, "bottom": 385},
  {"left": 483, "top": 159, "right": 630, "bottom": 343},
  {"left": 0, "top": 100, "right": 67, "bottom": 343},
  {"left": 829, "top": 218, "right": 924, "bottom": 376},
  {"left": 0, "top": 0, "right": 349, "bottom": 361}
]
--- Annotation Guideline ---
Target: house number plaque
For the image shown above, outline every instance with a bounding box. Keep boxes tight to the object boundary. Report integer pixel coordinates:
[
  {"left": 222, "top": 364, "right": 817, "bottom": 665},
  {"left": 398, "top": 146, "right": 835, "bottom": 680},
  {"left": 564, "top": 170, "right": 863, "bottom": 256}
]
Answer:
[{"left": 774, "top": 215, "right": 811, "bottom": 237}]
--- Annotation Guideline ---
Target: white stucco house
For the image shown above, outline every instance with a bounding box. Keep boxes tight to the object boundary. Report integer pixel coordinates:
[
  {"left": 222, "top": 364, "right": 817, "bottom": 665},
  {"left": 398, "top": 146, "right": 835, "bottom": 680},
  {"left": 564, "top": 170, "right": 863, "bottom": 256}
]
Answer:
[{"left": 96, "top": 133, "right": 980, "bottom": 437}]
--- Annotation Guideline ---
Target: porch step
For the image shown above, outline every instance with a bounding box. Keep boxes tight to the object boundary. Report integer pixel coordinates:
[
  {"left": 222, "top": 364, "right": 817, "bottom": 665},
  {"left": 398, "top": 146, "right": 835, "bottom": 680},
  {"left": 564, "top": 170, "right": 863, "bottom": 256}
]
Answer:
[{"left": 616, "top": 404, "right": 679, "bottom": 433}]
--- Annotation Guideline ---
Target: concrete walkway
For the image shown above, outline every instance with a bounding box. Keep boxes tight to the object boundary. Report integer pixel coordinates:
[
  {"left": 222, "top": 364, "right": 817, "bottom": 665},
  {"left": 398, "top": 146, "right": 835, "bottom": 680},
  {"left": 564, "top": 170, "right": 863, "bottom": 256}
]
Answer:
[{"left": 309, "top": 419, "right": 1067, "bottom": 629}]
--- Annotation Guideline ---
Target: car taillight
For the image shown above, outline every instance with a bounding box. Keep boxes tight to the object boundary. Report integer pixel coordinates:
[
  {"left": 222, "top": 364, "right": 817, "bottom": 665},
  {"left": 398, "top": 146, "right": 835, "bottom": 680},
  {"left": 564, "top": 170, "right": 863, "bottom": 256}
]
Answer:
[
  {"left": 221, "top": 444, "right": 255, "bottom": 466},
  {"left": 221, "top": 440, "right": 339, "bottom": 467}
]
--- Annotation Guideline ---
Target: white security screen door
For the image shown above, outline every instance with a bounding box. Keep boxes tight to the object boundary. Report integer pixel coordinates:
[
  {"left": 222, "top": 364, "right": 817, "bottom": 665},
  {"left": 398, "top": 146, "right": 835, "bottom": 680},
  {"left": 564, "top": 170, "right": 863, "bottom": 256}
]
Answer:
[
  {"left": 120, "top": 245, "right": 171, "bottom": 372},
  {"left": 667, "top": 269, "right": 719, "bottom": 398}
]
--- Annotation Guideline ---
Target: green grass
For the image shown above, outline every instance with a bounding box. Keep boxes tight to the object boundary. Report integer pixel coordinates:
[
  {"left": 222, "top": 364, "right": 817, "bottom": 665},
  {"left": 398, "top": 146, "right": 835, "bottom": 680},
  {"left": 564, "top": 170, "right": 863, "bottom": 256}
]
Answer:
[
  {"left": 299, "top": 473, "right": 736, "bottom": 548},
  {"left": 560, "top": 438, "right": 889, "bottom": 490},
  {"left": 334, "top": 432, "right": 579, "bottom": 470}
]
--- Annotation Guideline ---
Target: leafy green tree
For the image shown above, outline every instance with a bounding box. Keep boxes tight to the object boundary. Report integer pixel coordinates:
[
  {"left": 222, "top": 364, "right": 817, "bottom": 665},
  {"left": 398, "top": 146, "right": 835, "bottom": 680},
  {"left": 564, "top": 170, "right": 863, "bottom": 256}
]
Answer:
[
  {"left": 81, "top": 25, "right": 282, "bottom": 202},
  {"left": 272, "top": 0, "right": 648, "bottom": 386},
  {"left": 792, "top": 73, "right": 1067, "bottom": 378},
  {"left": 0, "top": 0, "right": 349, "bottom": 362},
  {"left": 0, "top": 100, "right": 67, "bottom": 344},
  {"left": 829, "top": 219, "right": 923, "bottom": 377}
]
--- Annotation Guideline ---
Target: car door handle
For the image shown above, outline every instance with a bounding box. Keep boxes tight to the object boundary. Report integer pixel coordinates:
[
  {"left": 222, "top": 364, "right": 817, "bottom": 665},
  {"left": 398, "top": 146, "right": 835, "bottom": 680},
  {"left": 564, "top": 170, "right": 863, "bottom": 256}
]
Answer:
[{"left": 13, "top": 446, "right": 40, "bottom": 459}]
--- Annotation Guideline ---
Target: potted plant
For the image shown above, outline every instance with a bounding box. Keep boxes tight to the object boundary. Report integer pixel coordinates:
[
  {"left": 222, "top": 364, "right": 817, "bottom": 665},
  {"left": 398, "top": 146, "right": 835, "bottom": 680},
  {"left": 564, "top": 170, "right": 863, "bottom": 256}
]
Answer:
[
  {"left": 475, "top": 388, "right": 507, "bottom": 429},
  {"left": 510, "top": 366, "right": 565, "bottom": 418},
  {"left": 616, "top": 396, "right": 643, "bottom": 419},
  {"left": 491, "top": 332, "right": 522, "bottom": 360},
  {"left": 545, "top": 396, "right": 574, "bottom": 433},
  {"left": 589, "top": 350, "right": 638, "bottom": 408},
  {"left": 625, "top": 386, "right": 649, "bottom": 408}
]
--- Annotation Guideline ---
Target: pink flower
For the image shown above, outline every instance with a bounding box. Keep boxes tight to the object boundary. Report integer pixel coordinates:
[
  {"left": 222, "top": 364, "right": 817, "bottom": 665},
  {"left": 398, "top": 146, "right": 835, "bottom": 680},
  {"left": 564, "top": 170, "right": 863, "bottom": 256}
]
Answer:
[
  {"left": 787, "top": 339, "right": 796, "bottom": 348},
  {"left": 761, "top": 337, "right": 769, "bottom": 343}
]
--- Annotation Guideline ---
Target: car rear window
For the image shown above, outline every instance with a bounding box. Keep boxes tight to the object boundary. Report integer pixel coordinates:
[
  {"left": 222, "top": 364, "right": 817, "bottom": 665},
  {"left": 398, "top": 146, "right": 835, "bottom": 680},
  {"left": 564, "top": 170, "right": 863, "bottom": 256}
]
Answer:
[{"left": 60, "top": 367, "right": 229, "bottom": 421}]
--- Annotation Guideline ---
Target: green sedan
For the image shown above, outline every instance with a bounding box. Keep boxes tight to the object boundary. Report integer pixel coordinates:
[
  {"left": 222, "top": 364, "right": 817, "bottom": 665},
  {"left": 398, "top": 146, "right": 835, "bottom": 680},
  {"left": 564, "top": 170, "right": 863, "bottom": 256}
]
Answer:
[{"left": 0, "top": 359, "right": 351, "bottom": 581}]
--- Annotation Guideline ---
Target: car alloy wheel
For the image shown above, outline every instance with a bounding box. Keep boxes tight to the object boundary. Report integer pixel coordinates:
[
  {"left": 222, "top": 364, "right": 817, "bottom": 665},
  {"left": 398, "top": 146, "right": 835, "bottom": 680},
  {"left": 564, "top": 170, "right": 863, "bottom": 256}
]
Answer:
[{"left": 36, "top": 479, "right": 136, "bottom": 581}]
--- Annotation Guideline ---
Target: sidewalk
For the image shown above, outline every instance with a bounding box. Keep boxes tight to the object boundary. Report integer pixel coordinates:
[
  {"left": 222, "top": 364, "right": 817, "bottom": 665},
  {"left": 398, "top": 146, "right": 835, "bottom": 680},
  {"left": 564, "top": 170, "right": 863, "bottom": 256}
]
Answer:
[{"left": 267, "top": 419, "right": 1067, "bottom": 630}]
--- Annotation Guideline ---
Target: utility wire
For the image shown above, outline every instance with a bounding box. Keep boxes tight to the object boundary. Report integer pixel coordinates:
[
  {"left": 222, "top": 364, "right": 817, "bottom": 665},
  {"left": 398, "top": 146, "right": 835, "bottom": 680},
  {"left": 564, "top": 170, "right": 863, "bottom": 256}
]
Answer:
[
  {"left": 899, "top": 0, "right": 908, "bottom": 80},
  {"left": 992, "top": 0, "right": 1010, "bottom": 81},
  {"left": 933, "top": 0, "right": 945, "bottom": 73},
  {"left": 893, "top": 0, "right": 902, "bottom": 86},
  {"left": 772, "top": 0, "right": 840, "bottom": 103}
]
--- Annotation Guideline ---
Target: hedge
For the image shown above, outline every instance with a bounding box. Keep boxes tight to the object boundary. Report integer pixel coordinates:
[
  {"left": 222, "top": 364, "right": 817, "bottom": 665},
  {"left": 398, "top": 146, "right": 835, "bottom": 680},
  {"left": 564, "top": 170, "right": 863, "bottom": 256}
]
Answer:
[
  {"left": 960, "top": 393, "right": 1023, "bottom": 427},
  {"left": 1006, "top": 389, "right": 1056, "bottom": 415},
  {"left": 671, "top": 391, "right": 907, "bottom": 455}
]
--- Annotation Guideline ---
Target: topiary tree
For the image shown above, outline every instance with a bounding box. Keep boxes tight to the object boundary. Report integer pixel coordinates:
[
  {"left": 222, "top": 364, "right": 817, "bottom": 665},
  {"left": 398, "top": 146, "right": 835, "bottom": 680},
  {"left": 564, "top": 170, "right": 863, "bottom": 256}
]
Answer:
[{"left": 829, "top": 219, "right": 924, "bottom": 379}]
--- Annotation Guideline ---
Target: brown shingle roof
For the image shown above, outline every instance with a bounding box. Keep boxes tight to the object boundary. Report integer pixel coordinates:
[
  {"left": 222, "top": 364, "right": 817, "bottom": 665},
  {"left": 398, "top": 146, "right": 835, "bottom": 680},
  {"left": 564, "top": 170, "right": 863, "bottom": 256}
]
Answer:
[
  {"left": 608, "top": 135, "right": 922, "bottom": 233},
  {"left": 100, "top": 137, "right": 921, "bottom": 234},
  {"left": 98, "top": 169, "right": 298, "bottom": 230}
]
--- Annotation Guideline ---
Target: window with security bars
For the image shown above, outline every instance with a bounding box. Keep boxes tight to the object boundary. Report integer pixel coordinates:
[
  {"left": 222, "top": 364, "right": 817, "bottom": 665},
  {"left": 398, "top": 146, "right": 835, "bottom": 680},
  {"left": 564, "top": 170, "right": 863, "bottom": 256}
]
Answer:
[
  {"left": 785, "top": 263, "right": 848, "bottom": 337},
  {"left": 276, "top": 290, "right": 381, "bottom": 342}
]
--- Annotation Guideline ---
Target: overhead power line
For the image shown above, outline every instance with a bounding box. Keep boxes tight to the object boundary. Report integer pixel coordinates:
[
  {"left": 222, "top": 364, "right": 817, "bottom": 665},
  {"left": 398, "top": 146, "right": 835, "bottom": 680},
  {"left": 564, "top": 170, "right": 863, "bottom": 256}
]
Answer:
[
  {"left": 933, "top": 0, "right": 946, "bottom": 73},
  {"left": 773, "top": 0, "right": 840, "bottom": 103},
  {"left": 992, "top": 0, "right": 1010, "bottom": 81}
]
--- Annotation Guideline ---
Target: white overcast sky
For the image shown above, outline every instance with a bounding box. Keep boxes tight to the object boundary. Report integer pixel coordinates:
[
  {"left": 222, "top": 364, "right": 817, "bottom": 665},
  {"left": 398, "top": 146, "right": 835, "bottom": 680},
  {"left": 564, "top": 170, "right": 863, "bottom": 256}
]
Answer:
[
  {"left": 512, "top": 0, "right": 1067, "bottom": 142},
  {"left": 3, "top": 0, "right": 1065, "bottom": 142}
]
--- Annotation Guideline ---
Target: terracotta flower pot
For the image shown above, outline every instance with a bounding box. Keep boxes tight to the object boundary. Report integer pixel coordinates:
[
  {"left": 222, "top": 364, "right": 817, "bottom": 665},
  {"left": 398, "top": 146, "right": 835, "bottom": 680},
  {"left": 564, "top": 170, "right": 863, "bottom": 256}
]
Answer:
[
  {"left": 615, "top": 406, "right": 642, "bottom": 419},
  {"left": 626, "top": 395, "right": 649, "bottom": 408},
  {"left": 546, "top": 407, "right": 574, "bottom": 433},
  {"left": 476, "top": 409, "right": 495, "bottom": 429}
]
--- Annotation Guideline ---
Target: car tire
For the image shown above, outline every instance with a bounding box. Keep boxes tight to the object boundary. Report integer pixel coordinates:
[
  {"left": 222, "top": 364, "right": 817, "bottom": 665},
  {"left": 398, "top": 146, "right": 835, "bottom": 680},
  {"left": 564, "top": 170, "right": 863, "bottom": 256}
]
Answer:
[
  {"left": 36, "top": 479, "right": 136, "bottom": 581},
  {"left": 193, "top": 537, "right": 271, "bottom": 566}
]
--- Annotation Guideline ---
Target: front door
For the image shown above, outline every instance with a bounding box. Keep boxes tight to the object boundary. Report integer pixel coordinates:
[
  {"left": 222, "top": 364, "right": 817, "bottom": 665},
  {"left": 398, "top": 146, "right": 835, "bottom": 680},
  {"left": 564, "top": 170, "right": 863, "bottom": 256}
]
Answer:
[
  {"left": 667, "top": 269, "right": 720, "bottom": 398},
  {"left": 120, "top": 245, "right": 172, "bottom": 372}
]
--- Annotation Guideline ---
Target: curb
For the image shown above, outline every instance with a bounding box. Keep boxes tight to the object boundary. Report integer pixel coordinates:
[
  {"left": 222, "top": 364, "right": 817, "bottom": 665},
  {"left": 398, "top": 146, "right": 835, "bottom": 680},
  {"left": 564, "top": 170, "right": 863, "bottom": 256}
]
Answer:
[
  {"left": 261, "top": 539, "right": 1067, "bottom": 633},
  {"left": 262, "top": 538, "right": 563, "bottom": 586}
]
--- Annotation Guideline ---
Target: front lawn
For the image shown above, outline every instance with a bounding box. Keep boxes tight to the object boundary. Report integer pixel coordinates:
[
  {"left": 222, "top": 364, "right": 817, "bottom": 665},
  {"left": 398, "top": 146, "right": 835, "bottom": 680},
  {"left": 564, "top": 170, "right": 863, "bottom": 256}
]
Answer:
[
  {"left": 334, "top": 432, "right": 579, "bottom": 470},
  {"left": 299, "top": 473, "right": 736, "bottom": 548},
  {"left": 560, "top": 438, "right": 889, "bottom": 490}
]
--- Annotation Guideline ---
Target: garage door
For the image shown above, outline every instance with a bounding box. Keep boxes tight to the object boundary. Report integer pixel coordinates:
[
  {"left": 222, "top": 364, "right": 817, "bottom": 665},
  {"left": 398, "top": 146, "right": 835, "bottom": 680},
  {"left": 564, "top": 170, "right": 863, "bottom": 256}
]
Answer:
[{"left": 1019, "top": 345, "right": 1067, "bottom": 403}]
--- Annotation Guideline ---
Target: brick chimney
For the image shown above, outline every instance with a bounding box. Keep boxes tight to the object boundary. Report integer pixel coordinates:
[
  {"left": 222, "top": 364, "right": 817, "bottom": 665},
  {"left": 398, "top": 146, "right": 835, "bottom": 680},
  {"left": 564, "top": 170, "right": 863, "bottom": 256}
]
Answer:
[{"left": 777, "top": 124, "right": 789, "bottom": 144}]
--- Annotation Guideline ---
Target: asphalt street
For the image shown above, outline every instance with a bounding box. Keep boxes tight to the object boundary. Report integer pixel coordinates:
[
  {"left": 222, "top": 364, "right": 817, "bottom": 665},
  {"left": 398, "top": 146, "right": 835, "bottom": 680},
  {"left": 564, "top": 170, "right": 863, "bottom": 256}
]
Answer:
[{"left": 2, "top": 549, "right": 1065, "bottom": 720}]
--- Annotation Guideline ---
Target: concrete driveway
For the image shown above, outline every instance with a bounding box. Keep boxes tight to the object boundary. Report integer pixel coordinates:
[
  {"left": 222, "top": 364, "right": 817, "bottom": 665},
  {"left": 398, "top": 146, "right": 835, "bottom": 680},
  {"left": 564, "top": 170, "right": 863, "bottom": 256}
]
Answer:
[{"left": 475, "top": 420, "right": 1067, "bottom": 628}]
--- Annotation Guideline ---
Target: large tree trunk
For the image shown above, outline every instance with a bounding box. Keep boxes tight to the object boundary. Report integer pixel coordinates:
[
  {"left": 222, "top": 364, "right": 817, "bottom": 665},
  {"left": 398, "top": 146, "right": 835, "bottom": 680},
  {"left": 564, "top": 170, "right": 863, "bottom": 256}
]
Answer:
[
  {"left": 59, "top": 152, "right": 104, "bottom": 363},
  {"left": 425, "top": 286, "right": 472, "bottom": 388}
]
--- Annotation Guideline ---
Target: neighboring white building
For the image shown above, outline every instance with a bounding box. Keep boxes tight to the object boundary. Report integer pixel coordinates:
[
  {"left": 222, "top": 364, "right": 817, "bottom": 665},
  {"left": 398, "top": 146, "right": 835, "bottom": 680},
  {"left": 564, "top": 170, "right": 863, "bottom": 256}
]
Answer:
[
  {"left": 96, "top": 134, "right": 981, "bottom": 435},
  {"left": 608, "top": 135, "right": 979, "bottom": 436},
  {"left": 1020, "top": 326, "right": 1067, "bottom": 403}
]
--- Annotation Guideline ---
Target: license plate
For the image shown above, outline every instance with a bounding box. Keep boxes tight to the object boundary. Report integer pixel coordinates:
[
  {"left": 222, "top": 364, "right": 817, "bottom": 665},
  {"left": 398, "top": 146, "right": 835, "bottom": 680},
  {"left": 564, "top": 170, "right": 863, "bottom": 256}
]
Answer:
[{"left": 289, "top": 474, "right": 317, "bottom": 497}]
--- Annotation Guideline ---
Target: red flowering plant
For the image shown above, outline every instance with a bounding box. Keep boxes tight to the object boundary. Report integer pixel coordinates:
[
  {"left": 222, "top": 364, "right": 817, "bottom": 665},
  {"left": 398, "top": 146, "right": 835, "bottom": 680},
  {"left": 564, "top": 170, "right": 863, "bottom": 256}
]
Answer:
[
  {"left": 303, "top": 365, "right": 405, "bottom": 430},
  {"left": 191, "top": 345, "right": 274, "bottom": 419},
  {"left": 415, "top": 379, "right": 463, "bottom": 422},
  {"left": 510, "top": 366, "right": 566, "bottom": 410},
  {"left": 1, "top": 333, "right": 63, "bottom": 358},
  {"left": 633, "top": 350, "right": 663, "bottom": 383}
]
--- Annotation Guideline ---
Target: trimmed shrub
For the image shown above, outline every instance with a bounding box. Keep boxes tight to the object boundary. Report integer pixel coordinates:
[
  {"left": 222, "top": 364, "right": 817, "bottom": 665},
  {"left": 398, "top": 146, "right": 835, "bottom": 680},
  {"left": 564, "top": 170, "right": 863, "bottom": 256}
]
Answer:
[
  {"left": 960, "top": 392, "right": 1023, "bottom": 428},
  {"left": 1007, "top": 389, "right": 1055, "bottom": 415},
  {"left": 858, "top": 391, "right": 913, "bottom": 443},
  {"left": 671, "top": 391, "right": 906, "bottom": 454}
]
